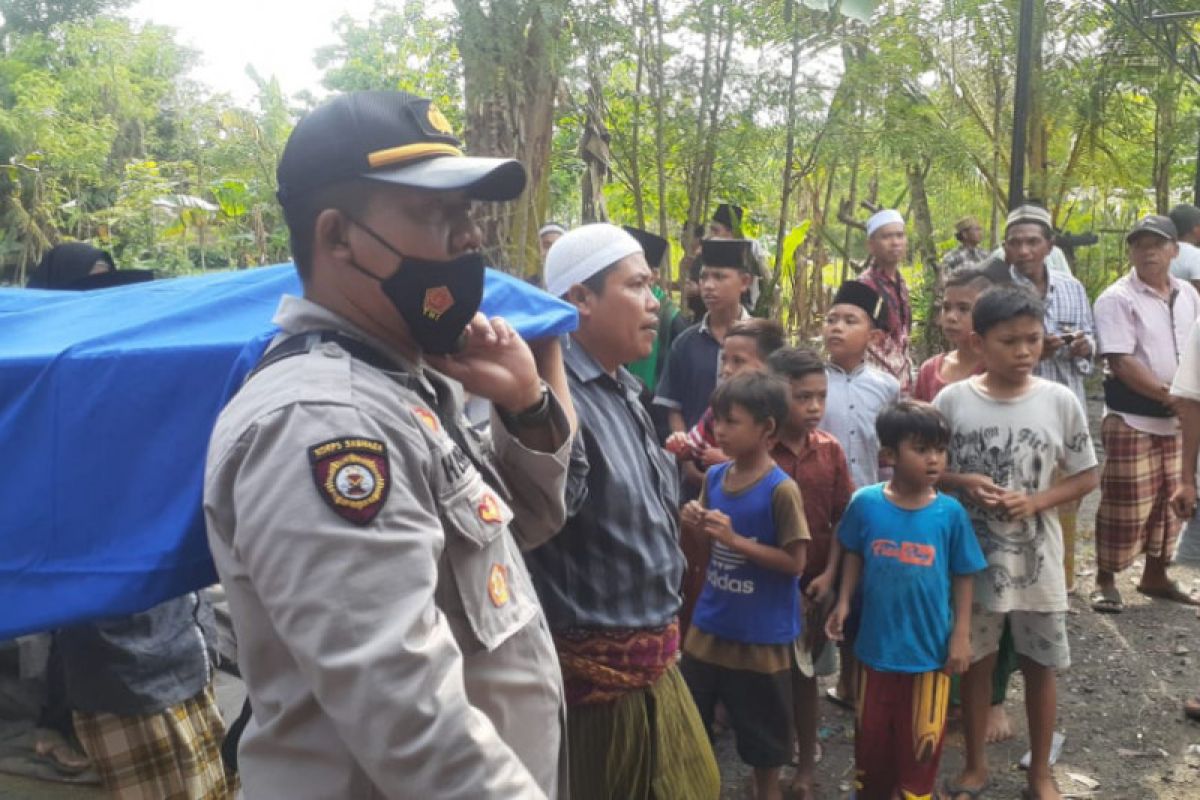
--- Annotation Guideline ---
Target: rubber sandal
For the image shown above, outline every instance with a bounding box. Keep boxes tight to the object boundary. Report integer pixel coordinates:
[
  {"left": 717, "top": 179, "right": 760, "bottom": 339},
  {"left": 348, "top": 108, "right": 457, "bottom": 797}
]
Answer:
[
  {"left": 33, "top": 732, "right": 90, "bottom": 775},
  {"left": 1185, "top": 696, "right": 1200, "bottom": 721},
  {"left": 824, "top": 686, "right": 854, "bottom": 710},
  {"left": 940, "top": 778, "right": 990, "bottom": 799},
  {"left": 1089, "top": 586, "right": 1123, "bottom": 614},
  {"left": 1136, "top": 580, "right": 1200, "bottom": 606}
]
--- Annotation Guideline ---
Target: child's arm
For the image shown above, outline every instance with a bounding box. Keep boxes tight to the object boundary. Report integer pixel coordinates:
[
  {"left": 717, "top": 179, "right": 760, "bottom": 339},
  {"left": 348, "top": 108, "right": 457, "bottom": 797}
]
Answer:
[
  {"left": 824, "top": 551, "right": 862, "bottom": 642},
  {"left": 702, "top": 510, "right": 806, "bottom": 576},
  {"left": 805, "top": 536, "right": 841, "bottom": 604},
  {"left": 998, "top": 466, "right": 1099, "bottom": 520},
  {"left": 939, "top": 471, "right": 1006, "bottom": 508},
  {"left": 944, "top": 573, "right": 974, "bottom": 676}
]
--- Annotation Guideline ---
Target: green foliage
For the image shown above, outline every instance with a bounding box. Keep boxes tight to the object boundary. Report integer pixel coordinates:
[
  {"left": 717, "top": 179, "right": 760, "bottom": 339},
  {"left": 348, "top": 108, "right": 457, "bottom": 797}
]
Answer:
[{"left": 0, "top": 0, "right": 1195, "bottom": 306}]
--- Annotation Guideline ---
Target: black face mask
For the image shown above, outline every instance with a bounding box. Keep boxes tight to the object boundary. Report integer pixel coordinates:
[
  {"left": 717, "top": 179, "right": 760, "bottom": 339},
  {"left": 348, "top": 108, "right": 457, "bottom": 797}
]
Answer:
[{"left": 347, "top": 219, "right": 485, "bottom": 355}]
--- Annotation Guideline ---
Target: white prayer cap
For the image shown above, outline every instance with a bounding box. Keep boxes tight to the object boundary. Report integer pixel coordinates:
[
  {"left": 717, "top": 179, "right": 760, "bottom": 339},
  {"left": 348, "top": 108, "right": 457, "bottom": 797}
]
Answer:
[
  {"left": 544, "top": 223, "right": 643, "bottom": 298},
  {"left": 538, "top": 222, "right": 566, "bottom": 237},
  {"left": 866, "top": 209, "right": 905, "bottom": 237}
]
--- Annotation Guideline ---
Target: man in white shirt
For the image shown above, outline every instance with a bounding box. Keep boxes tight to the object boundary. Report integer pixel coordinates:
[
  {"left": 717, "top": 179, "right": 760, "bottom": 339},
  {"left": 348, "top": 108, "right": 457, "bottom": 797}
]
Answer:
[{"left": 1168, "top": 204, "right": 1200, "bottom": 294}]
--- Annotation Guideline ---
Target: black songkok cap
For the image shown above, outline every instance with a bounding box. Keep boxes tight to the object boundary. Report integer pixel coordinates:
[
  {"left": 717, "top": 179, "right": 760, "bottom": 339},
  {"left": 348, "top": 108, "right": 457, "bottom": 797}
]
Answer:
[
  {"left": 700, "top": 238, "right": 752, "bottom": 271},
  {"left": 622, "top": 226, "right": 669, "bottom": 269},
  {"left": 832, "top": 280, "right": 886, "bottom": 328},
  {"left": 712, "top": 203, "right": 743, "bottom": 232}
]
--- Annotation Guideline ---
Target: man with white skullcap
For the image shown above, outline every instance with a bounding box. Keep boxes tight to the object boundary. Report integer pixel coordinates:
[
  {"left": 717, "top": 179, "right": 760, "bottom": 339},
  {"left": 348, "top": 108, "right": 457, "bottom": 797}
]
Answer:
[
  {"left": 859, "top": 209, "right": 914, "bottom": 391},
  {"left": 539, "top": 222, "right": 566, "bottom": 262},
  {"left": 530, "top": 223, "right": 721, "bottom": 800}
]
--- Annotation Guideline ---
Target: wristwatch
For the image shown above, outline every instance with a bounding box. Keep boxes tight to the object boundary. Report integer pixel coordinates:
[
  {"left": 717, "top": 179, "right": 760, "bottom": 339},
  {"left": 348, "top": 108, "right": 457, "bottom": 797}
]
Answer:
[{"left": 499, "top": 382, "right": 552, "bottom": 428}]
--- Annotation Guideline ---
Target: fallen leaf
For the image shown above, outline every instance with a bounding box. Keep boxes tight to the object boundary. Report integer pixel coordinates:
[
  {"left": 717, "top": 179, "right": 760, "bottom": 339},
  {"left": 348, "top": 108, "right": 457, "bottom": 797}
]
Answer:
[{"left": 1067, "top": 772, "right": 1100, "bottom": 790}]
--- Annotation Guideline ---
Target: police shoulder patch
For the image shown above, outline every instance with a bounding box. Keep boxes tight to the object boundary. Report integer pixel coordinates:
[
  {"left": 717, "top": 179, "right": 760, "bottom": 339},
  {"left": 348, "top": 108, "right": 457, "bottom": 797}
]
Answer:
[{"left": 308, "top": 437, "right": 390, "bottom": 526}]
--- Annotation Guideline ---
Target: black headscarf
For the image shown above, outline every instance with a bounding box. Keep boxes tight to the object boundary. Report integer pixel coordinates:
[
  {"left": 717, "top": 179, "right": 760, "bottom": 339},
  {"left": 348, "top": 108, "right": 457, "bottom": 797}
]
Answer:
[{"left": 27, "top": 243, "right": 116, "bottom": 289}]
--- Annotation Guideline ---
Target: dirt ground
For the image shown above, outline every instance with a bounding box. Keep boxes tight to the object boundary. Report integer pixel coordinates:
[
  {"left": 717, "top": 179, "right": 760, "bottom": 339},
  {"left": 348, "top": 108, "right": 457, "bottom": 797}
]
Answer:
[{"left": 716, "top": 398, "right": 1200, "bottom": 799}]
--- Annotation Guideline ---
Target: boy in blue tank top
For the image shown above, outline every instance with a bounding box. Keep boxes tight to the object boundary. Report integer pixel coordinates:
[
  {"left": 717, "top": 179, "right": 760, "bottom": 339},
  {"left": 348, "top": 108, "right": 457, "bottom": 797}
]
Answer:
[
  {"left": 679, "top": 372, "right": 810, "bottom": 800},
  {"left": 825, "top": 400, "right": 986, "bottom": 800}
]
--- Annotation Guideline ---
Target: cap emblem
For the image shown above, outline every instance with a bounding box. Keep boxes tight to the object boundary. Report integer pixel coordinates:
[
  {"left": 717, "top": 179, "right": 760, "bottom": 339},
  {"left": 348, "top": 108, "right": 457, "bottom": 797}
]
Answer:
[{"left": 427, "top": 104, "right": 454, "bottom": 136}]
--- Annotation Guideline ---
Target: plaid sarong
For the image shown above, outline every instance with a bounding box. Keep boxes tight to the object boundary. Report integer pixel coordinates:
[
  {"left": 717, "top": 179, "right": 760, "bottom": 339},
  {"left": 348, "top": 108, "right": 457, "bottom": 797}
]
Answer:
[
  {"left": 73, "top": 684, "right": 232, "bottom": 800},
  {"left": 1096, "top": 414, "right": 1183, "bottom": 573}
]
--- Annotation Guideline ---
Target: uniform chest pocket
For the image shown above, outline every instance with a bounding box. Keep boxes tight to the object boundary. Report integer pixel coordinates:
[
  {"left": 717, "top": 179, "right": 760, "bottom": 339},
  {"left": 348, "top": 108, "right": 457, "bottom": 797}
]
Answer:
[{"left": 440, "top": 476, "right": 537, "bottom": 652}]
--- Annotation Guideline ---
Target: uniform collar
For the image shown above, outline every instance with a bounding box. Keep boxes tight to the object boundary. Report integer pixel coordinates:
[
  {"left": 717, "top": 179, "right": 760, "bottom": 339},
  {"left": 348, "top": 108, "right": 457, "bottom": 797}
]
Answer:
[{"left": 272, "top": 295, "right": 422, "bottom": 375}]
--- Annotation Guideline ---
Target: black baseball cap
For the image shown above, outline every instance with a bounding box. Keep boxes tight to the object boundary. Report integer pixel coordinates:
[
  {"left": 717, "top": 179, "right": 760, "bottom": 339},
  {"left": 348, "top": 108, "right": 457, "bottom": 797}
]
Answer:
[
  {"left": 276, "top": 90, "right": 526, "bottom": 208},
  {"left": 1125, "top": 214, "right": 1177, "bottom": 244},
  {"left": 622, "top": 226, "right": 668, "bottom": 268}
]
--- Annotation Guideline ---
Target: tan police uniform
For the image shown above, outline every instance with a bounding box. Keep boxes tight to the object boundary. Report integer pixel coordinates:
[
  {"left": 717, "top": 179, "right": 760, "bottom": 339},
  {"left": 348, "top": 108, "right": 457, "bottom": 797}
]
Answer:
[{"left": 204, "top": 295, "right": 571, "bottom": 799}]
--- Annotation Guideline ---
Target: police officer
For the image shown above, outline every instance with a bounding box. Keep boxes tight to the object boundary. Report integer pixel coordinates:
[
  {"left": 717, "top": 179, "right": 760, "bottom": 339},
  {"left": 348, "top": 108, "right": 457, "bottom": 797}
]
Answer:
[{"left": 204, "top": 90, "right": 575, "bottom": 799}]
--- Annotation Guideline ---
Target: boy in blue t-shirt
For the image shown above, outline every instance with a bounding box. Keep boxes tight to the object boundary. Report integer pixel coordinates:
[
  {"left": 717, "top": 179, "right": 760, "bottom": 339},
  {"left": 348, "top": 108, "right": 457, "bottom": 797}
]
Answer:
[
  {"left": 826, "top": 400, "right": 985, "bottom": 800},
  {"left": 679, "top": 371, "right": 810, "bottom": 800}
]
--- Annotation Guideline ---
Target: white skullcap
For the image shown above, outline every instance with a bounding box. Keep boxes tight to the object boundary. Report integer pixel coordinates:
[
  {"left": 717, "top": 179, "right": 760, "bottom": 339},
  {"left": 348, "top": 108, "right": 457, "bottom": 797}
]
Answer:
[
  {"left": 866, "top": 209, "right": 904, "bottom": 237},
  {"left": 538, "top": 222, "right": 566, "bottom": 237},
  {"left": 544, "top": 223, "right": 643, "bottom": 298}
]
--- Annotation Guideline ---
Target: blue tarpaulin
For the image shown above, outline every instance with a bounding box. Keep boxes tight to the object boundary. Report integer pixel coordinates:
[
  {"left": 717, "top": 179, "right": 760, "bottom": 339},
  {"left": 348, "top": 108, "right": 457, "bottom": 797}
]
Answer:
[{"left": 0, "top": 263, "right": 577, "bottom": 639}]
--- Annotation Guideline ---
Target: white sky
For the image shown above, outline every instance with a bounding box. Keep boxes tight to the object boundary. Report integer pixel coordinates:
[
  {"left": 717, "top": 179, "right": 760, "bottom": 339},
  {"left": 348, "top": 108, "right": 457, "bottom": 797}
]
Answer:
[{"left": 129, "top": 0, "right": 381, "bottom": 103}]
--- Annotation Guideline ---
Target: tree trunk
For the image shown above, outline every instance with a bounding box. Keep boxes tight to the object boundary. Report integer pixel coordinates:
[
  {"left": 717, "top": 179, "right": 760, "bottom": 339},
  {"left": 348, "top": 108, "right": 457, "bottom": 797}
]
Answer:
[
  {"left": 1025, "top": 0, "right": 1049, "bottom": 204},
  {"left": 1152, "top": 61, "right": 1180, "bottom": 214},
  {"left": 454, "top": 0, "right": 568, "bottom": 277},
  {"left": 630, "top": 0, "right": 646, "bottom": 230},
  {"left": 775, "top": 0, "right": 802, "bottom": 275},
  {"left": 651, "top": 0, "right": 668, "bottom": 240},
  {"left": 906, "top": 159, "right": 937, "bottom": 272}
]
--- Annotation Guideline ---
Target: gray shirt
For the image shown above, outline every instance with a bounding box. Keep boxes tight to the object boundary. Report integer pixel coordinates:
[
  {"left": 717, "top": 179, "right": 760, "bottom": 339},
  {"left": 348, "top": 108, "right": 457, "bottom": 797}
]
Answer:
[
  {"left": 820, "top": 362, "right": 900, "bottom": 489},
  {"left": 526, "top": 337, "right": 685, "bottom": 630},
  {"left": 204, "top": 296, "right": 571, "bottom": 800}
]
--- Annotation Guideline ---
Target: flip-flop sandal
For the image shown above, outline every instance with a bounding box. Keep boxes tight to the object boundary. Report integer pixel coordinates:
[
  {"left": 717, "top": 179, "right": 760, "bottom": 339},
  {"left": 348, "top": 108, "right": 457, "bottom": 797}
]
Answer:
[
  {"left": 1089, "top": 586, "right": 1123, "bottom": 613},
  {"left": 1136, "top": 581, "right": 1200, "bottom": 606},
  {"left": 824, "top": 686, "right": 854, "bottom": 710},
  {"left": 941, "top": 778, "right": 989, "bottom": 799},
  {"left": 33, "top": 734, "right": 90, "bottom": 775}
]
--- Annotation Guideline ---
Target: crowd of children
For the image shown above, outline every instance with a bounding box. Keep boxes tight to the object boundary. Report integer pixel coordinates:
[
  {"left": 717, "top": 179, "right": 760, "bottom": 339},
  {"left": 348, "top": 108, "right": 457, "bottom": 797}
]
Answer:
[{"left": 665, "top": 267, "right": 1102, "bottom": 800}]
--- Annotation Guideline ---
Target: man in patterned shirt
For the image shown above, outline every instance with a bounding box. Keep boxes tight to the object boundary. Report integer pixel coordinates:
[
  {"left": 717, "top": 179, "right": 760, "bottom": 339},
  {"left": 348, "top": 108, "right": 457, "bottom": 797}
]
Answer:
[
  {"left": 859, "top": 209, "right": 914, "bottom": 392},
  {"left": 941, "top": 215, "right": 988, "bottom": 279}
]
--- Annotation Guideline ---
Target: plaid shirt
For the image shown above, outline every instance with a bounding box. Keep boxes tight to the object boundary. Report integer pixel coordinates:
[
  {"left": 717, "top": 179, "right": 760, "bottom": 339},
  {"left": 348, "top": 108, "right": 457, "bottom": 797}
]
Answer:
[
  {"left": 1009, "top": 265, "right": 1094, "bottom": 410},
  {"left": 940, "top": 245, "right": 988, "bottom": 277}
]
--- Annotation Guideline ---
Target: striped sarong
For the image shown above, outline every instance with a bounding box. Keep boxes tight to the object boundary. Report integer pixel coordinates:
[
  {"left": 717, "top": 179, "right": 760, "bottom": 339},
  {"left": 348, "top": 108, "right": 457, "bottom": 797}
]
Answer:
[
  {"left": 73, "top": 684, "right": 232, "bottom": 800},
  {"left": 1096, "top": 414, "right": 1182, "bottom": 573},
  {"left": 566, "top": 665, "right": 720, "bottom": 800}
]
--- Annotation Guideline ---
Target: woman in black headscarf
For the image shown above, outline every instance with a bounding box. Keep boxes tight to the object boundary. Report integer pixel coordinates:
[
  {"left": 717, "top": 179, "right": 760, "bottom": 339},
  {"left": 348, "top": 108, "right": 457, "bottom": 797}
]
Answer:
[{"left": 26, "top": 243, "right": 116, "bottom": 289}]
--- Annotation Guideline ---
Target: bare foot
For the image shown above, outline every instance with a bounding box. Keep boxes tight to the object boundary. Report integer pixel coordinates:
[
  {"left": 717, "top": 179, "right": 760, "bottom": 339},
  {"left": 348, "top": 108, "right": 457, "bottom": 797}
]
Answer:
[
  {"left": 985, "top": 703, "right": 1014, "bottom": 743},
  {"left": 788, "top": 772, "right": 814, "bottom": 800},
  {"left": 1025, "top": 772, "right": 1062, "bottom": 799}
]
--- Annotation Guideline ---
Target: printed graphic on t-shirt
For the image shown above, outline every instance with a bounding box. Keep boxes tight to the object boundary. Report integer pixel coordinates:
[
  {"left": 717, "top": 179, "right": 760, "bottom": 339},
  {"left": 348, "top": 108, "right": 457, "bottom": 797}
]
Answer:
[
  {"left": 871, "top": 539, "right": 936, "bottom": 567},
  {"left": 707, "top": 542, "right": 754, "bottom": 594},
  {"left": 948, "top": 424, "right": 1090, "bottom": 601}
]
